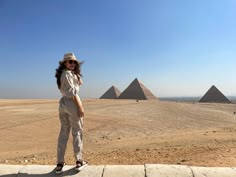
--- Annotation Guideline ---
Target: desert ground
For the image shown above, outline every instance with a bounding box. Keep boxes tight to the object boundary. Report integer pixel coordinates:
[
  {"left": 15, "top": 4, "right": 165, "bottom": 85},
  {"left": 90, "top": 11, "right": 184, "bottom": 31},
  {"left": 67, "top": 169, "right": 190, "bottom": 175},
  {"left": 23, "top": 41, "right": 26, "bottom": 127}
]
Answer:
[{"left": 1, "top": 99, "right": 236, "bottom": 167}]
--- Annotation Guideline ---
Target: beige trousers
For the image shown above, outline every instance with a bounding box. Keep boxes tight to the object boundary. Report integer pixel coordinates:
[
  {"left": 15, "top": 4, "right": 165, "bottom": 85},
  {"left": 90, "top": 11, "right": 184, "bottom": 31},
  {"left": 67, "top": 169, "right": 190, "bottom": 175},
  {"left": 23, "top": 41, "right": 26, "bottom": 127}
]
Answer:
[{"left": 57, "top": 99, "right": 83, "bottom": 163}]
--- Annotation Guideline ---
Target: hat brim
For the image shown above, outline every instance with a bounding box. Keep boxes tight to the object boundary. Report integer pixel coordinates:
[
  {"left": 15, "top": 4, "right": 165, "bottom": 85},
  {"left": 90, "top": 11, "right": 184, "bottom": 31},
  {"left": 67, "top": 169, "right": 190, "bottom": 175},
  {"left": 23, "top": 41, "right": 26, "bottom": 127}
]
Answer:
[{"left": 59, "top": 58, "right": 81, "bottom": 64}]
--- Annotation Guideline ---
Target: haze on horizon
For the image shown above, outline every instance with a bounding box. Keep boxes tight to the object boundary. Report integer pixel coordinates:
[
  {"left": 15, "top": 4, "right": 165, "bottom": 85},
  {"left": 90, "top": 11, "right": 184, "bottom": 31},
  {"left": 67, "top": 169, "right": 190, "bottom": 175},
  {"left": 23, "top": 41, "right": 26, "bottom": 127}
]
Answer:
[{"left": 0, "top": 0, "right": 236, "bottom": 99}]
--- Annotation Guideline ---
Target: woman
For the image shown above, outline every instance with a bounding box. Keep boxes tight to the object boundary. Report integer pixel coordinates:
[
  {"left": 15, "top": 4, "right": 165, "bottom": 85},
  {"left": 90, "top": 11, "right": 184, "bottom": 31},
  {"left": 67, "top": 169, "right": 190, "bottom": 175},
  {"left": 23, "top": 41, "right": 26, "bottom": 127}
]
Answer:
[{"left": 55, "top": 52, "right": 87, "bottom": 174}]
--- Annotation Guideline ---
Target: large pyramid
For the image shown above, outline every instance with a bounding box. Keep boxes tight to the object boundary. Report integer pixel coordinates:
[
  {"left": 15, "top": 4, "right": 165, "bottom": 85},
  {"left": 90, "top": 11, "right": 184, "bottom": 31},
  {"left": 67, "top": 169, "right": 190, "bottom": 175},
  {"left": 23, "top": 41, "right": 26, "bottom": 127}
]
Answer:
[
  {"left": 100, "top": 86, "right": 121, "bottom": 99},
  {"left": 118, "top": 78, "right": 157, "bottom": 100},
  {"left": 199, "top": 85, "right": 231, "bottom": 103}
]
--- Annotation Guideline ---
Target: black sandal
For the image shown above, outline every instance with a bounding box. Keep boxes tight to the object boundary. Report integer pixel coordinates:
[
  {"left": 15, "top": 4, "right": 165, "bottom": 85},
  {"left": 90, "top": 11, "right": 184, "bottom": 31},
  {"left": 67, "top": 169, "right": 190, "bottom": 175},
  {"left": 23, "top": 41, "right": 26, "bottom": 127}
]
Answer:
[
  {"left": 75, "top": 160, "right": 88, "bottom": 172},
  {"left": 55, "top": 162, "right": 65, "bottom": 174}
]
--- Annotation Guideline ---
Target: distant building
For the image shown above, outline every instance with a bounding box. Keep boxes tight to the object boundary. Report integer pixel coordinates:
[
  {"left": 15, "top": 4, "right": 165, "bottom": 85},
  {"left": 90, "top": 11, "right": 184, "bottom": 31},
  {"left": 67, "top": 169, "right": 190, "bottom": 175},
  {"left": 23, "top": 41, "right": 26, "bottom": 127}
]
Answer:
[
  {"left": 118, "top": 78, "right": 157, "bottom": 100},
  {"left": 100, "top": 86, "right": 121, "bottom": 99},
  {"left": 199, "top": 85, "right": 231, "bottom": 103}
]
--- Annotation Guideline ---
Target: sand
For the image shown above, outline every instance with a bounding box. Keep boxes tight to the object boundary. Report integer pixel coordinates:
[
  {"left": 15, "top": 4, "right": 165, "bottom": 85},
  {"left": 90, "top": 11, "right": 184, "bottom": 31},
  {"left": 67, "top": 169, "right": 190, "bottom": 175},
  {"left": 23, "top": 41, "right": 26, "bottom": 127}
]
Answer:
[{"left": 0, "top": 99, "right": 236, "bottom": 167}]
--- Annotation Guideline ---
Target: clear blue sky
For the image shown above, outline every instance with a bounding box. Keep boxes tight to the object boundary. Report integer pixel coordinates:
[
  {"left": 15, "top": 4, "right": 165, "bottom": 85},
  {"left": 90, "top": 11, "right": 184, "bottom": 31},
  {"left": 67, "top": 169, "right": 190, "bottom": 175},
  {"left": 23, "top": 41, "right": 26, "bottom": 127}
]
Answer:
[{"left": 0, "top": 0, "right": 236, "bottom": 99}]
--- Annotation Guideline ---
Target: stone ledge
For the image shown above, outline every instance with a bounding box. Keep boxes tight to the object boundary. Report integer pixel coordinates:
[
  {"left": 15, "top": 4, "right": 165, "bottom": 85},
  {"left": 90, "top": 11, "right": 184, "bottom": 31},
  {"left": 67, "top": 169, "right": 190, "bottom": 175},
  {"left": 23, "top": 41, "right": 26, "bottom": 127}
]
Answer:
[{"left": 1, "top": 164, "right": 236, "bottom": 177}]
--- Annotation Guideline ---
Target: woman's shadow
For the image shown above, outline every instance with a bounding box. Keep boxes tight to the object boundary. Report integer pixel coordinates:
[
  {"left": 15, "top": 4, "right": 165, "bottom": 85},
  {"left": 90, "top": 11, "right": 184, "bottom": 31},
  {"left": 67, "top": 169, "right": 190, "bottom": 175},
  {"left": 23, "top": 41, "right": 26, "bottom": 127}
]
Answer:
[{"left": 1, "top": 167, "right": 80, "bottom": 177}]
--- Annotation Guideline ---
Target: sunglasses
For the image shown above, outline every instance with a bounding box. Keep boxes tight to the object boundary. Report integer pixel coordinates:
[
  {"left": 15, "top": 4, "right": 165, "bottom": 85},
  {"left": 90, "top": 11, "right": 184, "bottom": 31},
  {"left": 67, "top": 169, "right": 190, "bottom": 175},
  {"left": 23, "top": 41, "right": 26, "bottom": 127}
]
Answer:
[{"left": 68, "top": 60, "right": 77, "bottom": 64}]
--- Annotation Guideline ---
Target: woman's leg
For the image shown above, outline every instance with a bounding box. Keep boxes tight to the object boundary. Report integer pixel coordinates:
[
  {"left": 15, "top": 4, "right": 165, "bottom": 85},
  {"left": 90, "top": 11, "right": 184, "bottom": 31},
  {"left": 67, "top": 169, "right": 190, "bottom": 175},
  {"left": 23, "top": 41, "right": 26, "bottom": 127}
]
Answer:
[
  {"left": 57, "top": 110, "right": 71, "bottom": 163},
  {"left": 70, "top": 113, "right": 83, "bottom": 161}
]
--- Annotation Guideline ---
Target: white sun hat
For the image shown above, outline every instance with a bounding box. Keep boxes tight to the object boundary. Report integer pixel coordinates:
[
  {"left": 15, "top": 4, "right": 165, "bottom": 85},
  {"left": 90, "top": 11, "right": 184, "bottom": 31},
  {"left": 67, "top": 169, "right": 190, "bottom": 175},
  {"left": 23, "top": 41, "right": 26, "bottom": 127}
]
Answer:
[{"left": 59, "top": 52, "right": 81, "bottom": 64}]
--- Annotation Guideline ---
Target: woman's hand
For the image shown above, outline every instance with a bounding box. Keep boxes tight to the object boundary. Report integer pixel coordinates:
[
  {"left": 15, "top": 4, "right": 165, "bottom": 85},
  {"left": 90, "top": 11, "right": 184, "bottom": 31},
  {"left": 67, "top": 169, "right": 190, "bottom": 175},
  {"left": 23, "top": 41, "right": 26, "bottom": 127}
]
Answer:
[
  {"left": 78, "top": 78, "right": 83, "bottom": 85},
  {"left": 78, "top": 106, "right": 85, "bottom": 117},
  {"left": 73, "top": 95, "right": 84, "bottom": 117}
]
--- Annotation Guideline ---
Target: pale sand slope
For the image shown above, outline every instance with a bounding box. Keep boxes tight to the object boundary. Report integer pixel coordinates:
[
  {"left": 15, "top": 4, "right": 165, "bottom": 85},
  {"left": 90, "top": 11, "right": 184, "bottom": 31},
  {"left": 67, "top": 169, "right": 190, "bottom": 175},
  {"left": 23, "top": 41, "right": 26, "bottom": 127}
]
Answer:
[{"left": 0, "top": 99, "right": 236, "bottom": 166}]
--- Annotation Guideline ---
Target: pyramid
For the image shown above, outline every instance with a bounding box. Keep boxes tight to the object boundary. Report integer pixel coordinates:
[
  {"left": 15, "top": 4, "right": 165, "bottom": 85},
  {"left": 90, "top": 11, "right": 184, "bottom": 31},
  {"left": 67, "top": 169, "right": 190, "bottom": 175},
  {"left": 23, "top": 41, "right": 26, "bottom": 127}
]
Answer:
[
  {"left": 118, "top": 78, "right": 157, "bottom": 100},
  {"left": 199, "top": 85, "right": 231, "bottom": 103},
  {"left": 100, "top": 86, "right": 121, "bottom": 99}
]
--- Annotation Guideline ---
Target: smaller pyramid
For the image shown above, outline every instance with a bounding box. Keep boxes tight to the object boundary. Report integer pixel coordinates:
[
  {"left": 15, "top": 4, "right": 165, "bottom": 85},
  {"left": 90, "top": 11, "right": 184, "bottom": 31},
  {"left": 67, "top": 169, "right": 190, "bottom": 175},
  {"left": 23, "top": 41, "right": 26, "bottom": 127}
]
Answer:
[
  {"left": 118, "top": 78, "right": 157, "bottom": 100},
  {"left": 199, "top": 85, "right": 231, "bottom": 103},
  {"left": 100, "top": 86, "right": 121, "bottom": 99}
]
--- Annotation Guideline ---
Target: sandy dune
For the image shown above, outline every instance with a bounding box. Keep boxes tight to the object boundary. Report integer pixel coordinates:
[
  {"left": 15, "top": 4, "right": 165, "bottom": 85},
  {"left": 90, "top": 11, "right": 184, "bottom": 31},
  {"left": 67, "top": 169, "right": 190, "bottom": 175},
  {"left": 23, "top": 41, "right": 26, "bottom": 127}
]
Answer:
[{"left": 0, "top": 99, "right": 236, "bottom": 167}]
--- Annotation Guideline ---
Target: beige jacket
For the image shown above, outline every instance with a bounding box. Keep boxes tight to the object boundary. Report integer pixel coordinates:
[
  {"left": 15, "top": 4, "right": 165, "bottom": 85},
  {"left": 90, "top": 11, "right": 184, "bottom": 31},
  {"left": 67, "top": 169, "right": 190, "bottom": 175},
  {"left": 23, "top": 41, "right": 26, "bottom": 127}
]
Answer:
[{"left": 59, "top": 70, "right": 80, "bottom": 109}]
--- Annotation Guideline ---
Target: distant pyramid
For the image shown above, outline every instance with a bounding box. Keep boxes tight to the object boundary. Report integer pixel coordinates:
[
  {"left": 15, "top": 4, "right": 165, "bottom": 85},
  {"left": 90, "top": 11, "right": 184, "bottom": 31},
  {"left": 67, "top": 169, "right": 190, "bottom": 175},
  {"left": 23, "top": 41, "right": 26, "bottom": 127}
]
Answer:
[
  {"left": 118, "top": 78, "right": 157, "bottom": 100},
  {"left": 199, "top": 85, "right": 231, "bottom": 103},
  {"left": 100, "top": 86, "right": 121, "bottom": 99}
]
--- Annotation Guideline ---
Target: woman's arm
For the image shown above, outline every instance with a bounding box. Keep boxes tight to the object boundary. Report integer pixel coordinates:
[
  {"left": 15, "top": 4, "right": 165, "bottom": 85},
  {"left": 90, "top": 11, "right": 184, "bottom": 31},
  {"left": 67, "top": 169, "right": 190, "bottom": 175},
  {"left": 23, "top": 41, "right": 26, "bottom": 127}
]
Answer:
[
  {"left": 78, "top": 77, "right": 83, "bottom": 85},
  {"left": 73, "top": 95, "right": 84, "bottom": 118},
  {"left": 61, "top": 71, "right": 84, "bottom": 117},
  {"left": 61, "top": 71, "right": 79, "bottom": 98},
  {"left": 77, "top": 74, "right": 83, "bottom": 85}
]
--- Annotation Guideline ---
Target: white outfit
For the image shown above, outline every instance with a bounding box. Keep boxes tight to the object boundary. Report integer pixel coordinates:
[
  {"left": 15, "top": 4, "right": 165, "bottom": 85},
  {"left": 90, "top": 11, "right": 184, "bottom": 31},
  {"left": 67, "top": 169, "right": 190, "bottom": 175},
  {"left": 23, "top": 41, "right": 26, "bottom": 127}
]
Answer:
[{"left": 57, "top": 69, "right": 83, "bottom": 162}]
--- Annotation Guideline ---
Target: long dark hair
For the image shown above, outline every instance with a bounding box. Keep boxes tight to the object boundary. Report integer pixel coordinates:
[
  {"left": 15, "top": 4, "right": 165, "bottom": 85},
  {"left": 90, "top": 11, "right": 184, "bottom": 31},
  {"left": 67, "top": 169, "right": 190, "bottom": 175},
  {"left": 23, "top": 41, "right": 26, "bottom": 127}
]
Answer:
[{"left": 55, "top": 61, "right": 83, "bottom": 89}]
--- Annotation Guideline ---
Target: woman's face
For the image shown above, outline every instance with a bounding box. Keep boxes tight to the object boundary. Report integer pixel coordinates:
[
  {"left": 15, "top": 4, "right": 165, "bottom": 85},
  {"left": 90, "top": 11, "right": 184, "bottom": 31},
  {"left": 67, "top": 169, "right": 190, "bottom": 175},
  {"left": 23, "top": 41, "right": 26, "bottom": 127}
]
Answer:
[{"left": 64, "top": 60, "right": 77, "bottom": 70}]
